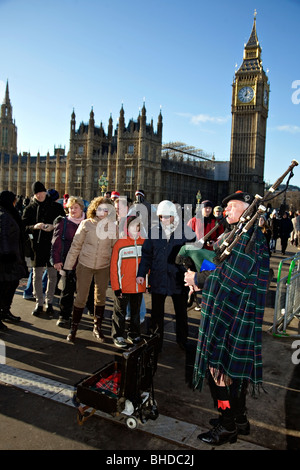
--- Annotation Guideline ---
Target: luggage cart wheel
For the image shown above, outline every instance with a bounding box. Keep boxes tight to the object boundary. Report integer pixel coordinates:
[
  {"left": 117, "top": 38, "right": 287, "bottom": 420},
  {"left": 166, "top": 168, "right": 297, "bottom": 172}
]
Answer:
[{"left": 125, "top": 416, "right": 138, "bottom": 430}]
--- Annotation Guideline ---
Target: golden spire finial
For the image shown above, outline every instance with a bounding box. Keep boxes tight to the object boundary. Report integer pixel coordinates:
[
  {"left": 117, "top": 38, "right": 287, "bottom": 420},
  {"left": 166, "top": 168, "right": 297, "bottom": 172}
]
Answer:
[{"left": 254, "top": 9, "right": 257, "bottom": 19}]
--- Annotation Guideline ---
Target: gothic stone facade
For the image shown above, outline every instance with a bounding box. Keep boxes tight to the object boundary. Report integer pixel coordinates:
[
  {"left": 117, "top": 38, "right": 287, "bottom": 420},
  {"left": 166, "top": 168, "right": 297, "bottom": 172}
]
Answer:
[{"left": 0, "top": 96, "right": 229, "bottom": 205}]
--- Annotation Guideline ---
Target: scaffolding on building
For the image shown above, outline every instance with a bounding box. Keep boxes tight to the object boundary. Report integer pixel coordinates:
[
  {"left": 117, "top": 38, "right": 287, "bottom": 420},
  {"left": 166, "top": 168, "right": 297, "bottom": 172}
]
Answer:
[{"left": 162, "top": 142, "right": 215, "bottom": 163}]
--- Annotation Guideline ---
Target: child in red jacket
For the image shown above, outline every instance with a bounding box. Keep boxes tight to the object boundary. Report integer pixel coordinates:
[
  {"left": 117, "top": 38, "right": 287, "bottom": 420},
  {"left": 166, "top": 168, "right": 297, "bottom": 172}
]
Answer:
[{"left": 110, "top": 216, "right": 146, "bottom": 348}]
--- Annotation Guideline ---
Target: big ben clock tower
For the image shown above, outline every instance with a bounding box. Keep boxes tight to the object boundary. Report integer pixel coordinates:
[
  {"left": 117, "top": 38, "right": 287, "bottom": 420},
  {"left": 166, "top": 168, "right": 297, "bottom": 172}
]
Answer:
[{"left": 229, "top": 12, "right": 269, "bottom": 196}]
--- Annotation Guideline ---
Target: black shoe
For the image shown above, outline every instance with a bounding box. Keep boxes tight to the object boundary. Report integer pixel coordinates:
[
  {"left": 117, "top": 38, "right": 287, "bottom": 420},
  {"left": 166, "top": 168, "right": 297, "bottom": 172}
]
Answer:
[
  {"left": 3, "top": 311, "right": 21, "bottom": 323},
  {"left": 113, "top": 337, "right": 128, "bottom": 348},
  {"left": 46, "top": 304, "right": 54, "bottom": 317},
  {"left": 235, "top": 419, "right": 250, "bottom": 435},
  {"left": 56, "top": 316, "right": 68, "bottom": 327},
  {"left": 127, "top": 336, "right": 141, "bottom": 345},
  {"left": 209, "top": 417, "right": 250, "bottom": 435},
  {"left": 32, "top": 305, "right": 43, "bottom": 316},
  {"left": 198, "top": 423, "right": 237, "bottom": 446},
  {"left": 0, "top": 319, "right": 8, "bottom": 331}
]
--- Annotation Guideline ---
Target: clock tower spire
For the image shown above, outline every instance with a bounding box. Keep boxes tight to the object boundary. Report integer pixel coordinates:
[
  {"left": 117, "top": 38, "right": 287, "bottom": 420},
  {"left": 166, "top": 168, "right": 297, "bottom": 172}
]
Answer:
[{"left": 229, "top": 12, "right": 269, "bottom": 196}]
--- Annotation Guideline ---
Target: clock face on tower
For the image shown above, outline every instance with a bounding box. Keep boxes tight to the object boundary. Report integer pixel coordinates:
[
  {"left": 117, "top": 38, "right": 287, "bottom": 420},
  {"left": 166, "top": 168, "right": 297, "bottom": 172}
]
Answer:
[{"left": 238, "top": 86, "right": 255, "bottom": 103}]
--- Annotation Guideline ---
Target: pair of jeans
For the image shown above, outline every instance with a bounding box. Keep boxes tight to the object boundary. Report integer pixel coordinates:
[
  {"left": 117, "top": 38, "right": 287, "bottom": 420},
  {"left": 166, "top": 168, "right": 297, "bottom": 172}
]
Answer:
[
  {"left": 112, "top": 292, "right": 142, "bottom": 340},
  {"left": 269, "top": 238, "right": 277, "bottom": 252},
  {"left": 24, "top": 269, "right": 47, "bottom": 297},
  {"left": 33, "top": 266, "right": 57, "bottom": 306},
  {"left": 151, "top": 292, "right": 188, "bottom": 350},
  {"left": 126, "top": 294, "right": 146, "bottom": 322},
  {"left": 280, "top": 236, "right": 289, "bottom": 254}
]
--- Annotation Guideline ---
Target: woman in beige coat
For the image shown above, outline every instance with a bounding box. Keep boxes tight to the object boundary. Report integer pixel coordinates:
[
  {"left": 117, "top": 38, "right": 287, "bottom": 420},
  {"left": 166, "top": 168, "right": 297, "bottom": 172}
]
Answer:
[{"left": 64, "top": 196, "right": 117, "bottom": 342}]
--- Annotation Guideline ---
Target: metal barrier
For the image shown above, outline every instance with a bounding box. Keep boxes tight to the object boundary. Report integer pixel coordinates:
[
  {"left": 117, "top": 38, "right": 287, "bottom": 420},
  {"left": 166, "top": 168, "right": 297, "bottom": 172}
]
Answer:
[{"left": 271, "top": 251, "right": 300, "bottom": 337}]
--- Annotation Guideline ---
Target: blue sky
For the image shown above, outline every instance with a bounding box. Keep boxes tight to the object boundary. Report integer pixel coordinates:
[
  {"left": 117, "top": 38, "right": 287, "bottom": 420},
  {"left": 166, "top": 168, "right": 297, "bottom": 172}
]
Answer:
[{"left": 1, "top": 0, "right": 299, "bottom": 188}]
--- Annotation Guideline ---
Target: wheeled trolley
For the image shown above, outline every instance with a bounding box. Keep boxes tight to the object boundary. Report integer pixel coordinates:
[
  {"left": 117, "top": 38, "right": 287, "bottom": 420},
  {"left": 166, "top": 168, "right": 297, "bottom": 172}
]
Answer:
[{"left": 73, "top": 334, "right": 160, "bottom": 429}]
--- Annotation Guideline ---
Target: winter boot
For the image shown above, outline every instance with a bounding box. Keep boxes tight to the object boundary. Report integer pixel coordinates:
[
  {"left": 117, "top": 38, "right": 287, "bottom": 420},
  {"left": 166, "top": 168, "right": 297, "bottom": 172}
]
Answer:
[
  {"left": 93, "top": 305, "right": 105, "bottom": 342},
  {"left": 66, "top": 306, "right": 84, "bottom": 342},
  {"left": 32, "top": 305, "right": 43, "bottom": 316},
  {"left": 209, "top": 379, "right": 250, "bottom": 435},
  {"left": 2, "top": 308, "right": 21, "bottom": 323},
  {"left": 0, "top": 310, "right": 8, "bottom": 331},
  {"left": 229, "top": 380, "right": 250, "bottom": 435},
  {"left": 198, "top": 385, "right": 237, "bottom": 446}
]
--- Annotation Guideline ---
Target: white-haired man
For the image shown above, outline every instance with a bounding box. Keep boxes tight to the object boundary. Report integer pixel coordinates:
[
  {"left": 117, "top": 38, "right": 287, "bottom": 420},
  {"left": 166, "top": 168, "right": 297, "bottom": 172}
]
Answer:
[{"left": 185, "top": 191, "right": 270, "bottom": 446}]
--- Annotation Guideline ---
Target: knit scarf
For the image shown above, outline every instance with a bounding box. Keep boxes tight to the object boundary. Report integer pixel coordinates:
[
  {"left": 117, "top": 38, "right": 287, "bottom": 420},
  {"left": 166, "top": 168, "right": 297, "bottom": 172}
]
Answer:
[{"left": 67, "top": 213, "right": 85, "bottom": 225}]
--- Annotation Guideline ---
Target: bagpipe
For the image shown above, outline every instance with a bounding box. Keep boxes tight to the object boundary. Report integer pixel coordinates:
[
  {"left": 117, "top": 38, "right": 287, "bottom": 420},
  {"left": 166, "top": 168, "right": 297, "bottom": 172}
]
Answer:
[
  {"left": 176, "top": 159, "right": 298, "bottom": 273},
  {"left": 176, "top": 240, "right": 217, "bottom": 273}
]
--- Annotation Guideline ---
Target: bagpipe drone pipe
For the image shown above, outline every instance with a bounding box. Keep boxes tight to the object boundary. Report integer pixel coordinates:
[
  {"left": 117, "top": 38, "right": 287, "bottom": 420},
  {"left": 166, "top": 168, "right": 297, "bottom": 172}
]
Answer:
[
  {"left": 176, "top": 159, "right": 298, "bottom": 273},
  {"left": 216, "top": 159, "right": 298, "bottom": 263}
]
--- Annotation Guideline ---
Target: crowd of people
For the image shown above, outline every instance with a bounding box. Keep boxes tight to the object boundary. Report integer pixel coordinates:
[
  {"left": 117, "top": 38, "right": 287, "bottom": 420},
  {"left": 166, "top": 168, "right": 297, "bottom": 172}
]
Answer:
[
  {"left": 0, "top": 180, "right": 299, "bottom": 446},
  {"left": 263, "top": 206, "right": 300, "bottom": 255}
]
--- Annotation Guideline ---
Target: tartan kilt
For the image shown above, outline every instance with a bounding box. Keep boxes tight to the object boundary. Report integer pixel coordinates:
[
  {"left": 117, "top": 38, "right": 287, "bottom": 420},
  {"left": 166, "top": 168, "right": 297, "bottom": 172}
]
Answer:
[{"left": 193, "top": 228, "right": 270, "bottom": 391}]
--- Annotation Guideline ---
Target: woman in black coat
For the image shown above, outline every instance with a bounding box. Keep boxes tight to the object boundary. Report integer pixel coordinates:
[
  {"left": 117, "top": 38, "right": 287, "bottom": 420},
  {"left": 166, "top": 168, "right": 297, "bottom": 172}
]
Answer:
[
  {"left": 137, "top": 200, "right": 195, "bottom": 352},
  {"left": 279, "top": 212, "right": 294, "bottom": 255},
  {"left": 0, "top": 191, "right": 27, "bottom": 330}
]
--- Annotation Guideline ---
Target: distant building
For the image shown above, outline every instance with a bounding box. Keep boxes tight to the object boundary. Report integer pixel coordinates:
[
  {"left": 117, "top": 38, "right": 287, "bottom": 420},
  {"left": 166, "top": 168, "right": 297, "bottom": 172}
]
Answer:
[
  {"left": 65, "top": 103, "right": 163, "bottom": 203},
  {"left": 0, "top": 88, "right": 229, "bottom": 205}
]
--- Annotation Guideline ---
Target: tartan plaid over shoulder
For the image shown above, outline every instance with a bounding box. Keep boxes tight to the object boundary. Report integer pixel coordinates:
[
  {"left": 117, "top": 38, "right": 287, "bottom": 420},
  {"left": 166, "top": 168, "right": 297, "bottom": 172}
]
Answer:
[{"left": 193, "top": 227, "right": 270, "bottom": 391}]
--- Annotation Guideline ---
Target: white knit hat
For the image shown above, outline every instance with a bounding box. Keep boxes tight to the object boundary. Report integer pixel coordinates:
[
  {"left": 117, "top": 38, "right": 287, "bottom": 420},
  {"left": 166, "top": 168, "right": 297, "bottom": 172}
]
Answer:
[{"left": 156, "top": 200, "right": 177, "bottom": 217}]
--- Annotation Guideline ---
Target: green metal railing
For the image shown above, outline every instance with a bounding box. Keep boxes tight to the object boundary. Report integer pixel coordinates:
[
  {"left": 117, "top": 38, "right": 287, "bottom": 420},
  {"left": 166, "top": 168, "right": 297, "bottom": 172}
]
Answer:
[{"left": 271, "top": 252, "right": 300, "bottom": 338}]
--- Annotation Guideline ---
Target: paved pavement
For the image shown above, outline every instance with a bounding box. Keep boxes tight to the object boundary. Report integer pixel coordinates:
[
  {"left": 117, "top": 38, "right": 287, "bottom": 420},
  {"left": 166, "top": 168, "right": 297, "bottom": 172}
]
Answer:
[{"left": 0, "top": 243, "right": 300, "bottom": 451}]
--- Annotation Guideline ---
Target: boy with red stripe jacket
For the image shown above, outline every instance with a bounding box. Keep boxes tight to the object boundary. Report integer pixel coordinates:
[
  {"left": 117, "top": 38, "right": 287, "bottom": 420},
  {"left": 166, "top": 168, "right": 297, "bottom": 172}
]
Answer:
[{"left": 110, "top": 215, "right": 146, "bottom": 348}]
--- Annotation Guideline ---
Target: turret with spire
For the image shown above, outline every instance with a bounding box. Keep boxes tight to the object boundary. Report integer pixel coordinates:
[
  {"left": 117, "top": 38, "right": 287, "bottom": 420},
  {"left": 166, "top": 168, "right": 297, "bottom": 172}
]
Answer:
[
  {"left": 1, "top": 80, "right": 12, "bottom": 120},
  {"left": 0, "top": 80, "right": 17, "bottom": 154}
]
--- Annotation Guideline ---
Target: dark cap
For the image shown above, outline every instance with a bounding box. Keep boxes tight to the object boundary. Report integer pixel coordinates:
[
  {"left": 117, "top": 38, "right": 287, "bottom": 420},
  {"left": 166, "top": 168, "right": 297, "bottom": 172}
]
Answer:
[
  {"left": 0, "top": 190, "right": 16, "bottom": 208},
  {"left": 202, "top": 200, "right": 213, "bottom": 208},
  {"left": 222, "top": 191, "right": 254, "bottom": 206},
  {"left": 47, "top": 189, "right": 59, "bottom": 201},
  {"left": 32, "top": 181, "right": 46, "bottom": 194}
]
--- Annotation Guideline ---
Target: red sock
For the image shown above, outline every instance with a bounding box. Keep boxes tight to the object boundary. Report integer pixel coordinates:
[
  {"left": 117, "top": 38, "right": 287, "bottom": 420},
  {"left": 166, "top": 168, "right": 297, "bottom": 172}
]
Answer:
[{"left": 217, "top": 400, "right": 231, "bottom": 410}]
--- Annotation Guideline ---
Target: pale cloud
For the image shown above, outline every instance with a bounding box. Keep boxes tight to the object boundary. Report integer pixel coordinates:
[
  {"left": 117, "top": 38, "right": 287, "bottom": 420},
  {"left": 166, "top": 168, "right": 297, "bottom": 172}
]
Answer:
[
  {"left": 276, "top": 124, "right": 300, "bottom": 134},
  {"left": 191, "top": 114, "right": 230, "bottom": 125},
  {"left": 176, "top": 112, "right": 230, "bottom": 126}
]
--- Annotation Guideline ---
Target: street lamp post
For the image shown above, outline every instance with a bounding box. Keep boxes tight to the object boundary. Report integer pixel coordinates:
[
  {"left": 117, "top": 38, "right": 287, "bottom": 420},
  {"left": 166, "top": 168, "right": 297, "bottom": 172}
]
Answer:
[
  {"left": 98, "top": 172, "right": 108, "bottom": 196},
  {"left": 196, "top": 190, "right": 202, "bottom": 205}
]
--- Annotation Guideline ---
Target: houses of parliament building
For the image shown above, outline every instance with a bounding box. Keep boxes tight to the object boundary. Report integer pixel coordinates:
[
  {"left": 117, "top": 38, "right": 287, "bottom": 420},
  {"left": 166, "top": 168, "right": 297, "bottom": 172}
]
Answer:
[{"left": 0, "top": 16, "right": 269, "bottom": 205}]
